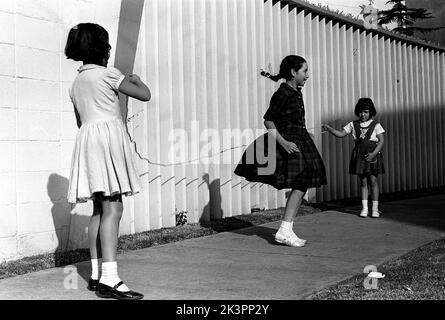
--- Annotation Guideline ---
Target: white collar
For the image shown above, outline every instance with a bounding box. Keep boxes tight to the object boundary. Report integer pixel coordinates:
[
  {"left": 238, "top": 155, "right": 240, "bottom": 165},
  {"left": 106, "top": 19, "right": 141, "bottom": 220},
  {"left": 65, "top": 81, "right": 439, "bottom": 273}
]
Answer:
[
  {"left": 78, "top": 64, "right": 106, "bottom": 72},
  {"left": 359, "top": 119, "right": 373, "bottom": 126}
]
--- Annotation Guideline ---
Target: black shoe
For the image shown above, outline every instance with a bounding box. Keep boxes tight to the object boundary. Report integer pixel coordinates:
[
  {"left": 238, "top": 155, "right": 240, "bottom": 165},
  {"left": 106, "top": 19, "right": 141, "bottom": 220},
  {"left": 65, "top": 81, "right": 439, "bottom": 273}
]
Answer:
[
  {"left": 87, "top": 279, "right": 99, "bottom": 291},
  {"left": 97, "top": 281, "right": 144, "bottom": 300}
]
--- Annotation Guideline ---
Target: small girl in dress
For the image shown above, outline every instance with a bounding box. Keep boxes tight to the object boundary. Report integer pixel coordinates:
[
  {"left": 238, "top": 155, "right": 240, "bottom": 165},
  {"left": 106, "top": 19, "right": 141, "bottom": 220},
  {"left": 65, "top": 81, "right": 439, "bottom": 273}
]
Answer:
[
  {"left": 65, "top": 23, "right": 151, "bottom": 300},
  {"left": 235, "top": 55, "right": 327, "bottom": 247},
  {"left": 323, "top": 98, "right": 385, "bottom": 218}
]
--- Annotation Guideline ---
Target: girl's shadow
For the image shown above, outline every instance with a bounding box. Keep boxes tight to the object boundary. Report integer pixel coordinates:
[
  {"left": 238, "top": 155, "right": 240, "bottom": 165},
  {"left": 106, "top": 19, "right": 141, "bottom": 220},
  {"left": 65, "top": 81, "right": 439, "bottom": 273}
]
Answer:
[
  {"left": 199, "top": 173, "right": 280, "bottom": 245},
  {"left": 231, "top": 224, "right": 280, "bottom": 245},
  {"left": 47, "top": 173, "right": 91, "bottom": 284},
  {"left": 199, "top": 173, "right": 223, "bottom": 222}
]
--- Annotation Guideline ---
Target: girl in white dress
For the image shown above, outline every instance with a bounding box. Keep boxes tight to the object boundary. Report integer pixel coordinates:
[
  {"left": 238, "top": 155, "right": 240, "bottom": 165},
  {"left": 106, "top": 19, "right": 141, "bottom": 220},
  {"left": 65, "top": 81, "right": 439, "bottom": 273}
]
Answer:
[{"left": 65, "top": 23, "right": 151, "bottom": 300}]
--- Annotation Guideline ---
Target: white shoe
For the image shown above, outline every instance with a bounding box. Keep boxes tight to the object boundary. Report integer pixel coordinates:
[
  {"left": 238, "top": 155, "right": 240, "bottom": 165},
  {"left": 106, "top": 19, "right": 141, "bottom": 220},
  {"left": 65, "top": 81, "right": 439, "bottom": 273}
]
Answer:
[
  {"left": 359, "top": 209, "right": 369, "bottom": 218},
  {"left": 275, "top": 229, "right": 305, "bottom": 247},
  {"left": 371, "top": 210, "right": 380, "bottom": 218},
  {"left": 290, "top": 230, "right": 306, "bottom": 244},
  {"left": 288, "top": 222, "right": 306, "bottom": 243}
]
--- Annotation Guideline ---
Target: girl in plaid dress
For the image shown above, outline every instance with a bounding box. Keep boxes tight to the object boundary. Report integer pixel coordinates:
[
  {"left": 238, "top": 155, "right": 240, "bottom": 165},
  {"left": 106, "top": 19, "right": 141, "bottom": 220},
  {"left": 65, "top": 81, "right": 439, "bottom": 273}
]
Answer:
[
  {"left": 323, "top": 98, "right": 385, "bottom": 218},
  {"left": 234, "top": 55, "right": 327, "bottom": 247}
]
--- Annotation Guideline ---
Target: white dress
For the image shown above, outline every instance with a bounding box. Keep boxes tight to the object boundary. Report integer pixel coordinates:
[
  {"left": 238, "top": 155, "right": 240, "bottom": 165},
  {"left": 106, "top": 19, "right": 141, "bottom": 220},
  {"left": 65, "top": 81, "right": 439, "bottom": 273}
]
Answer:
[{"left": 67, "top": 64, "right": 141, "bottom": 203}]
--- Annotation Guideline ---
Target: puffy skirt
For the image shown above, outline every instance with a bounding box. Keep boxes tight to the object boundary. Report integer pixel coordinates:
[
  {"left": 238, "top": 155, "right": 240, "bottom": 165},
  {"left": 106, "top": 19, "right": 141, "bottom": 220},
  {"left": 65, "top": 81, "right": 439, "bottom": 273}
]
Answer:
[
  {"left": 234, "top": 125, "right": 327, "bottom": 190},
  {"left": 67, "top": 118, "right": 141, "bottom": 203}
]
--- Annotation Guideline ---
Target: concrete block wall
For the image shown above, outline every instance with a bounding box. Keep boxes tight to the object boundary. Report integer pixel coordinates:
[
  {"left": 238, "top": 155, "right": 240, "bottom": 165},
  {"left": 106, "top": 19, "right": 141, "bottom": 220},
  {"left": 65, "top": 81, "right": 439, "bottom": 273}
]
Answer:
[{"left": 0, "top": 0, "right": 122, "bottom": 262}]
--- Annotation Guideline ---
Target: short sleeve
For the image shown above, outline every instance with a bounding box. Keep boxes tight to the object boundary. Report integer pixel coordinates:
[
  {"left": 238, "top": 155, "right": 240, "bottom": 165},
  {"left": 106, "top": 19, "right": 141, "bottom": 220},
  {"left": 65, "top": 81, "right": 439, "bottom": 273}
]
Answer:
[
  {"left": 68, "top": 86, "right": 74, "bottom": 103},
  {"left": 343, "top": 121, "right": 354, "bottom": 134},
  {"left": 104, "top": 67, "right": 125, "bottom": 91},
  {"left": 375, "top": 123, "right": 385, "bottom": 135},
  {"left": 263, "top": 91, "right": 288, "bottom": 122}
]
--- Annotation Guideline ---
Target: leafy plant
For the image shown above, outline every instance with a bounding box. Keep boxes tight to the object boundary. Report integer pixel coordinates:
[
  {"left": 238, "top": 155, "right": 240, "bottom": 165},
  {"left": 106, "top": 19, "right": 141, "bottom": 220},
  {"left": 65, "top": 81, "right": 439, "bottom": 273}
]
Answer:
[{"left": 175, "top": 209, "right": 188, "bottom": 226}]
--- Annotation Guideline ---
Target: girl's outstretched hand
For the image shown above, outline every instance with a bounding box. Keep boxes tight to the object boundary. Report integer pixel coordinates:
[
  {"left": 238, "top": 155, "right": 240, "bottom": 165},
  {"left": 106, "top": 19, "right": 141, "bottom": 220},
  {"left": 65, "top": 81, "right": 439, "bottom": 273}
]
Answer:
[
  {"left": 280, "top": 140, "right": 300, "bottom": 154},
  {"left": 321, "top": 124, "right": 347, "bottom": 138},
  {"left": 322, "top": 124, "right": 332, "bottom": 132}
]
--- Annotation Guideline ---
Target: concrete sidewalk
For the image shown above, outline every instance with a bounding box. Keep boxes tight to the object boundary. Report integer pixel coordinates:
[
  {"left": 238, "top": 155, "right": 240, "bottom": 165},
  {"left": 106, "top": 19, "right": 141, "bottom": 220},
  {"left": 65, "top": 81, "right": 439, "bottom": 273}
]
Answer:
[{"left": 1, "top": 194, "right": 444, "bottom": 300}]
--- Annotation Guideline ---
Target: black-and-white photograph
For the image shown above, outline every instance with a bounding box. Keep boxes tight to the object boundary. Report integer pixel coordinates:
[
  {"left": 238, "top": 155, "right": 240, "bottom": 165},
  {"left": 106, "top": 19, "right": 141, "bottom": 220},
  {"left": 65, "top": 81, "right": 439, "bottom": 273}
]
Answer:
[{"left": 0, "top": 0, "right": 444, "bottom": 309}]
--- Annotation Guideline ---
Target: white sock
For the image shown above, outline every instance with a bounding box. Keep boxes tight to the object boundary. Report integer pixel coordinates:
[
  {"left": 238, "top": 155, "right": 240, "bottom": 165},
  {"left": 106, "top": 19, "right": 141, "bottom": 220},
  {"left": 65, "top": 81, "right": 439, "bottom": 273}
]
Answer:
[
  {"left": 100, "top": 261, "right": 130, "bottom": 292},
  {"left": 372, "top": 201, "right": 379, "bottom": 212},
  {"left": 91, "top": 258, "right": 101, "bottom": 280},
  {"left": 361, "top": 200, "right": 369, "bottom": 211},
  {"left": 280, "top": 221, "right": 293, "bottom": 231}
]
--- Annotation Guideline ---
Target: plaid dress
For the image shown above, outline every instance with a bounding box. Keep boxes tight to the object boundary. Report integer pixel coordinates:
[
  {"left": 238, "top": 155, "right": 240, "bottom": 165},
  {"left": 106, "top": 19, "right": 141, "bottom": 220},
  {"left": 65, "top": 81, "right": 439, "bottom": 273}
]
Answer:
[{"left": 234, "top": 83, "right": 327, "bottom": 190}]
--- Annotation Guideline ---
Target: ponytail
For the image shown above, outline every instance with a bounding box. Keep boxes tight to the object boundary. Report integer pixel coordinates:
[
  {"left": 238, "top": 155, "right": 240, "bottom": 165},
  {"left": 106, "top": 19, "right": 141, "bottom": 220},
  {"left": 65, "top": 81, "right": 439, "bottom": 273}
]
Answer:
[{"left": 260, "top": 69, "right": 282, "bottom": 82}]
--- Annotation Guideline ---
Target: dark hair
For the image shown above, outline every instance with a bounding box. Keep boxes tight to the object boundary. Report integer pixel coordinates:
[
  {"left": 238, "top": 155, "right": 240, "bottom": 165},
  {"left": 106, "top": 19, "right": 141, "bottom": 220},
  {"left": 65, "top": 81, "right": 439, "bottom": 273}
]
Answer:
[
  {"left": 260, "top": 55, "right": 307, "bottom": 82},
  {"left": 354, "top": 98, "right": 377, "bottom": 117},
  {"left": 64, "top": 23, "right": 111, "bottom": 64}
]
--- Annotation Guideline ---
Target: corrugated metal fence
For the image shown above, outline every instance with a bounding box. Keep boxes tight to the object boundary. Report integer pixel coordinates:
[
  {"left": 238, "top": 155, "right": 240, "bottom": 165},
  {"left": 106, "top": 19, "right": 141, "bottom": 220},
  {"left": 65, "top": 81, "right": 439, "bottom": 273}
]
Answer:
[{"left": 122, "top": 0, "right": 444, "bottom": 231}]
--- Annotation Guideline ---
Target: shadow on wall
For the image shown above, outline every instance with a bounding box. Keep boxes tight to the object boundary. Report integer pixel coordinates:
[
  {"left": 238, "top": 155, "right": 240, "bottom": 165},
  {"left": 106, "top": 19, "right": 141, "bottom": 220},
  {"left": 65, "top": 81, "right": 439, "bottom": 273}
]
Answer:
[
  {"left": 198, "top": 172, "right": 280, "bottom": 245},
  {"left": 198, "top": 173, "right": 279, "bottom": 242},
  {"left": 200, "top": 173, "right": 223, "bottom": 223},
  {"left": 47, "top": 174, "right": 90, "bottom": 273}
]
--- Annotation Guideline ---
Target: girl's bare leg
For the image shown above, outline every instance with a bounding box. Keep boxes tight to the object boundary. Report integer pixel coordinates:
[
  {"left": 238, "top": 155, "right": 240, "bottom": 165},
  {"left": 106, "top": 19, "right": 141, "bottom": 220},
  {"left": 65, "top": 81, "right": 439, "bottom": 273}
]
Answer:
[
  {"left": 360, "top": 175, "right": 369, "bottom": 202},
  {"left": 275, "top": 188, "right": 307, "bottom": 246},
  {"left": 87, "top": 198, "right": 103, "bottom": 282},
  {"left": 88, "top": 199, "right": 102, "bottom": 260},
  {"left": 99, "top": 195, "right": 123, "bottom": 262},
  {"left": 370, "top": 175, "right": 380, "bottom": 217},
  {"left": 97, "top": 194, "right": 132, "bottom": 292},
  {"left": 283, "top": 189, "right": 305, "bottom": 222},
  {"left": 360, "top": 175, "right": 369, "bottom": 216},
  {"left": 370, "top": 175, "right": 379, "bottom": 201}
]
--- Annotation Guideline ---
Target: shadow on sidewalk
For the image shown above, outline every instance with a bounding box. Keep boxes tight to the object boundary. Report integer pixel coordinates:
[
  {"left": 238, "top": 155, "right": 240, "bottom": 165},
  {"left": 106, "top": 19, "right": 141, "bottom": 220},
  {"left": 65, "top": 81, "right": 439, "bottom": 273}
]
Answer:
[
  {"left": 230, "top": 224, "right": 281, "bottom": 246},
  {"left": 314, "top": 189, "right": 445, "bottom": 233}
]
